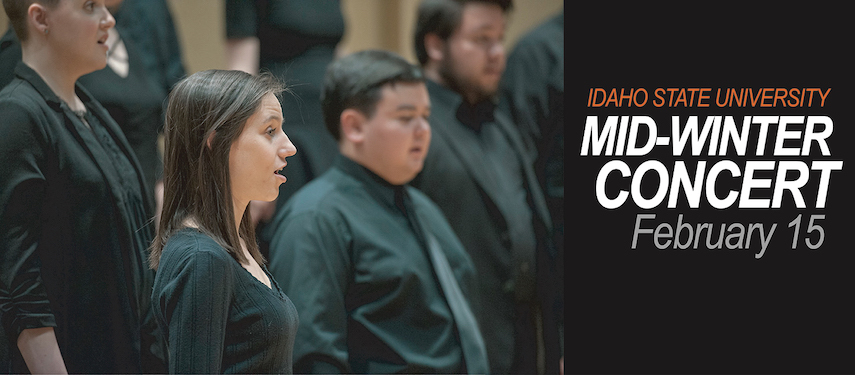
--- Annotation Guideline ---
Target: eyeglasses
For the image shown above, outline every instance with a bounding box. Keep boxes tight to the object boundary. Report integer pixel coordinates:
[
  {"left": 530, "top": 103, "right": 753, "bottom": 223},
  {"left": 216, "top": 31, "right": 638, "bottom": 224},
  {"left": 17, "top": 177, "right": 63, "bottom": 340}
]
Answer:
[{"left": 457, "top": 34, "right": 505, "bottom": 54}]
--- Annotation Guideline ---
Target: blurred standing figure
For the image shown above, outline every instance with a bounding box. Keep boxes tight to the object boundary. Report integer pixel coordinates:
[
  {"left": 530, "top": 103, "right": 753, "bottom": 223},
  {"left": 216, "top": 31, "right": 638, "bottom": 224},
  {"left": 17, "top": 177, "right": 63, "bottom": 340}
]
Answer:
[
  {"left": 225, "top": 0, "right": 344, "bottom": 258},
  {"left": 411, "top": 0, "right": 563, "bottom": 373},
  {"left": 108, "top": 0, "right": 185, "bottom": 95},
  {"left": 82, "top": 0, "right": 186, "bottom": 216},
  {"left": 0, "top": 0, "right": 187, "bottom": 222},
  {"left": 499, "top": 10, "right": 564, "bottom": 373},
  {"left": 267, "top": 50, "right": 488, "bottom": 374},
  {"left": 0, "top": 0, "right": 165, "bottom": 373},
  {"left": 149, "top": 70, "right": 299, "bottom": 374}
]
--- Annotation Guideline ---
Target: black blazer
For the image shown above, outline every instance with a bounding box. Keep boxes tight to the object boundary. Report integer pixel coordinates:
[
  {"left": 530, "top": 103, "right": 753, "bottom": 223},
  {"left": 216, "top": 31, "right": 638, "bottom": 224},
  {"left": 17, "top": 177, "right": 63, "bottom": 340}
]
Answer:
[
  {"left": 412, "top": 80, "right": 560, "bottom": 374},
  {"left": 0, "top": 62, "right": 161, "bottom": 373}
]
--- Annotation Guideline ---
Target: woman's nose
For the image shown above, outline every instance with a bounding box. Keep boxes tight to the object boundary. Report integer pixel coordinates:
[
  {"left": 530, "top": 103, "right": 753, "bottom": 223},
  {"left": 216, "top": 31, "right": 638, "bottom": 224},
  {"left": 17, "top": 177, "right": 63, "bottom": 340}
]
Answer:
[
  {"left": 101, "top": 7, "right": 116, "bottom": 29},
  {"left": 279, "top": 132, "right": 297, "bottom": 159}
]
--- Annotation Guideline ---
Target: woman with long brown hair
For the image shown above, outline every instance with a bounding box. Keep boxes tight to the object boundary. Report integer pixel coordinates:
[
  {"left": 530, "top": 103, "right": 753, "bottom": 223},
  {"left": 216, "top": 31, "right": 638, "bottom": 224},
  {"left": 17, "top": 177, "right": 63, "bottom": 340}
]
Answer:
[{"left": 149, "top": 69, "right": 299, "bottom": 373}]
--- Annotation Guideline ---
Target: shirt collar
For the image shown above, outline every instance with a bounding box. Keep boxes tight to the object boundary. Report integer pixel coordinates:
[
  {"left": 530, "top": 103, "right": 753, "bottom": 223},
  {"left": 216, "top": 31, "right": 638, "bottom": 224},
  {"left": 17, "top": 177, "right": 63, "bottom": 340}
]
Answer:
[
  {"left": 14, "top": 60, "right": 96, "bottom": 113},
  {"left": 334, "top": 154, "right": 407, "bottom": 215},
  {"left": 426, "top": 79, "right": 495, "bottom": 132}
]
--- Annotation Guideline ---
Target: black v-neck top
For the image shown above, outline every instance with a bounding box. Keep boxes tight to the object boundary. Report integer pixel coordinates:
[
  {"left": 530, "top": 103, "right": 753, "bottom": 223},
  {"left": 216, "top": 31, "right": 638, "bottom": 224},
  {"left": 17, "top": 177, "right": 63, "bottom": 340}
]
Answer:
[{"left": 152, "top": 228, "right": 299, "bottom": 373}]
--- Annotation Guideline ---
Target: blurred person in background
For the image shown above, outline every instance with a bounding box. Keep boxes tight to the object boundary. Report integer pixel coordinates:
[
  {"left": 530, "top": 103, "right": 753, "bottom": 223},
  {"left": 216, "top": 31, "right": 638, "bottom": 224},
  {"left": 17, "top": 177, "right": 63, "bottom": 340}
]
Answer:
[
  {"left": 498, "top": 9, "right": 564, "bottom": 373},
  {"left": 411, "top": 0, "right": 563, "bottom": 373}
]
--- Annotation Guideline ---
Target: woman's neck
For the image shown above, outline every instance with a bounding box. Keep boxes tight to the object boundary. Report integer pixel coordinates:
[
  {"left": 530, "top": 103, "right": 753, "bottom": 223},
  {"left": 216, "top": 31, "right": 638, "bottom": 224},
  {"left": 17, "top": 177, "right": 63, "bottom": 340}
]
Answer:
[
  {"left": 22, "top": 48, "right": 85, "bottom": 112},
  {"left": 233, "top": 200, "right": 259, "bottom": 265}
]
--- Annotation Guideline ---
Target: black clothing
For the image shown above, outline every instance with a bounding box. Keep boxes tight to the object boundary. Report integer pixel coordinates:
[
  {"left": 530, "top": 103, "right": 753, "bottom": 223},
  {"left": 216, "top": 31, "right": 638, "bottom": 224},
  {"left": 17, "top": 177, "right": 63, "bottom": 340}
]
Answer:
[
  {"left": 0, "top": 62, "right": 163, "bottom": 373},
  {"left": 411, "top": 80, "right": 561, "bottom": 374},
  {"left": 79, "top": 36, "right": 168, "bottom": 196},
  {"left": 112, "top": 0, "right": 186, "bottom": 93},
  {"left": 499, "top": 15, "right": 564, "bottom": 347},
  {"left": 267, "top": 155, "right": 485, "bottom": 373},
  {"left": 226, "top": 0, "right": 344, "bottom": 64},
  {"left": 152, "top": 228, "right": 298, "bottom": 374},
  {"left": 0, "top": 30, "right": 17, "bottom": 90},
  {"left": 226, "top": 0, "right": 344, "bottom": 256}
]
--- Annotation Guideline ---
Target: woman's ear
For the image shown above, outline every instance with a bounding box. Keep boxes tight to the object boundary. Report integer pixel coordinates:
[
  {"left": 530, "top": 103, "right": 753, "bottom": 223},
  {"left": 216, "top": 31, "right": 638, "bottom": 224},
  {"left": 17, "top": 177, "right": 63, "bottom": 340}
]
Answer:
[
  {"left": 28, "top": 3, "right": 50, "bottom": 36},
  {"left": 340, "top": 108, "right": 366, "bottom": 144},
  {"left": 206, "top": 130, "right": 217, "bottom": 149}
]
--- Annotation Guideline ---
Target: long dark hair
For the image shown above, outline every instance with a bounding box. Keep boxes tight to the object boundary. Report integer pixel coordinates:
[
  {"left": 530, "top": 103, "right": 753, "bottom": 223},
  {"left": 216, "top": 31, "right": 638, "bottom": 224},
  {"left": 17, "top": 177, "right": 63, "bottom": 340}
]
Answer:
[{"left": 149, "top": 69, "right": 285, "bottom": 269}]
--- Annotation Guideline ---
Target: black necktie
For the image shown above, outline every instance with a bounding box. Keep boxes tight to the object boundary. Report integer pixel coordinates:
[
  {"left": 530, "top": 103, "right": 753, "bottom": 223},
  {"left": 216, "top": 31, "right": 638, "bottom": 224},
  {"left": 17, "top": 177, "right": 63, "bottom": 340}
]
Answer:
[{"left": 398, "top": 189, "right": 490, "bottom": 374}]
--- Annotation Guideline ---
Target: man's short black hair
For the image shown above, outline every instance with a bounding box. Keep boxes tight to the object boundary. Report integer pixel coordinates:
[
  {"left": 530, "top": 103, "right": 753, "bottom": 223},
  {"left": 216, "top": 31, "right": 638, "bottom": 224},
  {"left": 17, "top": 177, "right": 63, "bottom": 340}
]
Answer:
[{"left": 321, "top": 49, "right": 425, "bottom": 141}]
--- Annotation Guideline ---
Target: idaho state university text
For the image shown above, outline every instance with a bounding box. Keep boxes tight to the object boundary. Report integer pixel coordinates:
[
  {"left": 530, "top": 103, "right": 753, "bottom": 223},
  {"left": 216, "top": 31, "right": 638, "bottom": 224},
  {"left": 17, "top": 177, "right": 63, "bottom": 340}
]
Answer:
[{"left": 587, "top": 87, "right": 831, "bottom": 108}]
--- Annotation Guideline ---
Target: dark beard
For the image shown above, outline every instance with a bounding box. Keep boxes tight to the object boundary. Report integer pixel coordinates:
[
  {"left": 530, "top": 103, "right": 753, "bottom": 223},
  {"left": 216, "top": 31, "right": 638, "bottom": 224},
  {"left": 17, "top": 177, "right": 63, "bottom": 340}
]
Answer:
[{"left": 437, "top": 57, "right": 495, "bottom": 105}]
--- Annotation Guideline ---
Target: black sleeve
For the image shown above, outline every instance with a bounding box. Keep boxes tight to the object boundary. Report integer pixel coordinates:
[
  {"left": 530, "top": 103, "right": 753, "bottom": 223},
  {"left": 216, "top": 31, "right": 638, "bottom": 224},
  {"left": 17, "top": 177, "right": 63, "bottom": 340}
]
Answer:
[
  {"left": 226, "top": 0, "right": 259, "bottom": 39},
  {"left": 153, "top": 240, "right": 234, "bottom": 373},
  {"left": 0, "top": 99, "right": 56, "bottom": 339},
  {"left": 151, "top": 0, "right": 187, "bottom": 91},
  {"left": 0, "top": 29, "right": 22, "bottom": 90},
  {"left": 268, "top": 210, "right": 351, "bottom": 374}
]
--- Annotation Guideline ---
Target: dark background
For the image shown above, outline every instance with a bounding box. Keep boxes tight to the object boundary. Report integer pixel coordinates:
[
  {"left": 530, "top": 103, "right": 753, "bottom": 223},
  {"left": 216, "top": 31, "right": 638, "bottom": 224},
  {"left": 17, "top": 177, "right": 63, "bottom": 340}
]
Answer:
[{"left": 572, "top": 4, "right": 853, "bottom": 374}]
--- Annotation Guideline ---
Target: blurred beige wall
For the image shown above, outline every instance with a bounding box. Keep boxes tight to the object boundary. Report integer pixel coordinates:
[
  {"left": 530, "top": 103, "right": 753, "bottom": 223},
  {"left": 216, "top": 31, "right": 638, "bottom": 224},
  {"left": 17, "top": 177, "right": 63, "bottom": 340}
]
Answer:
[
  {"left": 337, "top": 0, "right": 564, "bottom": 64},
  {"left": 1, "top": 0, "right": 563, "bottom": 74}
]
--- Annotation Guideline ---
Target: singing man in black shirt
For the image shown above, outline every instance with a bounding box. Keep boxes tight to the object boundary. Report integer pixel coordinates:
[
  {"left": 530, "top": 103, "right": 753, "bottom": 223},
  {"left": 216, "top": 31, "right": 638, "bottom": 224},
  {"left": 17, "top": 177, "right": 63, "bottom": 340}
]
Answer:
[{"left": 267, "top": 49, "right": 488, "bottom": 374}]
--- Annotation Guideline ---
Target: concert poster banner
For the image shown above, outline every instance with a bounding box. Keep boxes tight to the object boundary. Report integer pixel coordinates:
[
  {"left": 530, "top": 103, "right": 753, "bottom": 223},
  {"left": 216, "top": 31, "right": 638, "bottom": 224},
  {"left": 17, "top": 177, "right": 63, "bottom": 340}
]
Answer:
[{"left": 572, "top": 5, "right": 853, "bottom": 374}]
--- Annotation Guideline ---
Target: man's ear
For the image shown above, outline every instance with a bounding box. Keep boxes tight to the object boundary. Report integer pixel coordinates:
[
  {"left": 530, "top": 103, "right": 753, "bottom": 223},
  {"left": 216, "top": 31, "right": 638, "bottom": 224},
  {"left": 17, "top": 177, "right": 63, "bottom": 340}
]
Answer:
[
  {"left": 28, "top": 3, "right": 50, "bottom": 36},
  {"left": 424, "top": 33, "right": 445, "bottom": 62},
  {"left": 340, "top": 108, "right": 366, "bottom": 144}
]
